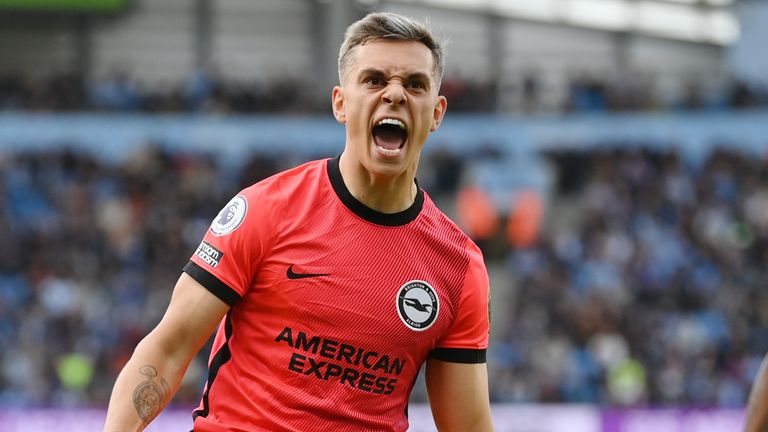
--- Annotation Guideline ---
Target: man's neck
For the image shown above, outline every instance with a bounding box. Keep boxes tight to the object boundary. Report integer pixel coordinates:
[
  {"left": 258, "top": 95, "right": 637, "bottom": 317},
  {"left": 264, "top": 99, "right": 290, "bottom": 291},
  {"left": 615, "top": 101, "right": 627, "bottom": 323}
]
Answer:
[{"left": 338, "top": 152, "right": 418, "bottom": 214}]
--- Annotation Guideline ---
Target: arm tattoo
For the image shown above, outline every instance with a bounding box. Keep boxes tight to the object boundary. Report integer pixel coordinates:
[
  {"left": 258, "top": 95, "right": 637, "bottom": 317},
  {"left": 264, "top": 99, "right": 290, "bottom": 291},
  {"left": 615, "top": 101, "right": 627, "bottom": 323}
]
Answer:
[{"left": 132, "top": 365, "right": 171, "bottom": 428}]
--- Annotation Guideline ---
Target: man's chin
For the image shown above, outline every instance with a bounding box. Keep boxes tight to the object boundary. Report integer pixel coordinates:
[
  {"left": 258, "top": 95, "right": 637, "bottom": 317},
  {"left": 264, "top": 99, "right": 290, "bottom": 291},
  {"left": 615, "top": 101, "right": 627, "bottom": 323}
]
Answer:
[{"left": 364, "top": 156, "right": 408, "bottom": 179}]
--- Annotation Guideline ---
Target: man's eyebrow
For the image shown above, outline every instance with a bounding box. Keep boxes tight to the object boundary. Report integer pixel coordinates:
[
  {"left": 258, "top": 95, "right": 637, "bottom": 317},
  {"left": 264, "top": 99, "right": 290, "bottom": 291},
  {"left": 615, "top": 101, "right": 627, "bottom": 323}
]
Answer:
[
  {"left": 406, "top": 72, "right": 430, "bottom": 83},
  {"left": 358, "top": 68, "right": 386, "bottom": 78},
  {"left": 357, "top": 68, "right": 432, "bottom": 84}
]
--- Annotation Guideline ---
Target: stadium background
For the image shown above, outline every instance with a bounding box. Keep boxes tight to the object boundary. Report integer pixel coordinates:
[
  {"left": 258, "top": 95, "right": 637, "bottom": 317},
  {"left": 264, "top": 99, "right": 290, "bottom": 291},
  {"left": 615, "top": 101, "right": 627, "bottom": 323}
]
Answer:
[{"left": 0, "top": 0, "right": 767, "bottom": 430}]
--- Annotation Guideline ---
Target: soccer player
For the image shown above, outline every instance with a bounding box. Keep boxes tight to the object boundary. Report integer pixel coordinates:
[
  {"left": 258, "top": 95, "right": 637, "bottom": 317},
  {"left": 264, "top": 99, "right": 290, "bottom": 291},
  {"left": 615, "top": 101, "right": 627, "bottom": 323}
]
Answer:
[
  {"left": 103, "top": 11, "right": 494, "bottom": 432},
  {"left": 745, "top": 354, "right": 768, "bottom": 431}
]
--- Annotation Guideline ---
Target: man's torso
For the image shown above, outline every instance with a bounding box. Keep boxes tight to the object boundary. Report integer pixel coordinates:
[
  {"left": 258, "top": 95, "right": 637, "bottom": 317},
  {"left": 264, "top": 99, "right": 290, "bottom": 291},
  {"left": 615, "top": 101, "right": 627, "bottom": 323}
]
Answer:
[{"left": 186, "top": 158, "right": 486, "bottom": 431}]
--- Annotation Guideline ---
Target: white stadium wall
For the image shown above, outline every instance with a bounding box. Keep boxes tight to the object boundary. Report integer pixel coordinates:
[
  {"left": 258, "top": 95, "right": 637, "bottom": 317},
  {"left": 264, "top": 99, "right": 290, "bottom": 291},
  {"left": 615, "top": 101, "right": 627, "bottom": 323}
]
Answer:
[
  {"left": 210, "top": 0, "right": 311, "bottom": 82},
  {"left": 729, "top": 0, "right": 768, "bottom": 84},
  {"left": 90, "top": 0, "right": 196, "bottom": 83},
  {"left": 628, "top": 36, "right": 727, "bottom": 106},
  {"left": 502, "top": 20, "right": 619, "bottom": 111},
  {"left": 0, "top": 0, "right": 734, "bottom": 110}
]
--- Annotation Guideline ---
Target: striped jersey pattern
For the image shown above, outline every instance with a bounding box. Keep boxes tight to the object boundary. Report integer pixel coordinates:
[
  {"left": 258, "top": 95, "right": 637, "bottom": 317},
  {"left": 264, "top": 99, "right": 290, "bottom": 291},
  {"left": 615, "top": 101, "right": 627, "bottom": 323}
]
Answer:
[{"left": 185, "top": 156, "right": 490, "bottom": 431}]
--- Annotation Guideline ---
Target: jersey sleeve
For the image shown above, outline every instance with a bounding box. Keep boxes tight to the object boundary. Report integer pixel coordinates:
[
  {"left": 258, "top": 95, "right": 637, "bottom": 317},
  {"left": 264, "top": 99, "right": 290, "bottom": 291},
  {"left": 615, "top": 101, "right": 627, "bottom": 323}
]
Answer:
[
  {"left": 430, "top": 239, "right": 490, "bottom": 363},
  {"left": 184, "top": 183, "right": 281, "bottom": 306}
]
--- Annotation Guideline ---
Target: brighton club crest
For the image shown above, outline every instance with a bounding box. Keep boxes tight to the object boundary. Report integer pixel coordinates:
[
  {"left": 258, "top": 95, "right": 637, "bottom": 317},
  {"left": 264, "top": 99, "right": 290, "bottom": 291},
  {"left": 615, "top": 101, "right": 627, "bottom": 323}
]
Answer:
[{"left": 396, "top": 280, "right": 439, "bottom": 331}]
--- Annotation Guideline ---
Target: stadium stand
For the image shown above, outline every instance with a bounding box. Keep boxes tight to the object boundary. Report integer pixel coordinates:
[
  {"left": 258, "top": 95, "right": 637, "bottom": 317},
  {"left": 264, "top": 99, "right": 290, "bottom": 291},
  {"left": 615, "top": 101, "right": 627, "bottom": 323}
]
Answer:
[{"left": 2, "top": 132, "right": 768, "bottom": 413}]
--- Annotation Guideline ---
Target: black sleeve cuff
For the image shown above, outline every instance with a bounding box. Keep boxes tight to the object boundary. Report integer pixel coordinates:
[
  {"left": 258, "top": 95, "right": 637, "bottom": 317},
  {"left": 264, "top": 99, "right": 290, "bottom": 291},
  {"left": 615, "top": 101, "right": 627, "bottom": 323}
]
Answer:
[
  {"left": 429, "top": 348, "right": 487, "bottom": 364},
  {"left": 183, "top": 261, "right": 242, "bottom": 306}
]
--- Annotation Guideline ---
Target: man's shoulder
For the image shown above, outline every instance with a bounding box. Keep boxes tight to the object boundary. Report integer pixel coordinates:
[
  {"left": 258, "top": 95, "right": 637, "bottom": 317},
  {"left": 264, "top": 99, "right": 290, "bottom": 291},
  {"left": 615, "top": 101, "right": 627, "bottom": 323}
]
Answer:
[
  {"left": 241, "top": 158, "right": 329, "bottom": 198},
  {"left": 421, "top": 193, "right": 464, "bottom": 232},
  {"left": 420, "top": 192, "right": 477, "bottom": 250}
]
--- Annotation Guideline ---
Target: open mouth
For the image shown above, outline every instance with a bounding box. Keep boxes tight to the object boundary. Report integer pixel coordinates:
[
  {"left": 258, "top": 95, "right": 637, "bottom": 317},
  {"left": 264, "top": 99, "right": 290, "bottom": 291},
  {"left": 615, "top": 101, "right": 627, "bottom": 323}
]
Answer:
[{"left": 372, "top": 118, "right": 407, "bottom": 156}]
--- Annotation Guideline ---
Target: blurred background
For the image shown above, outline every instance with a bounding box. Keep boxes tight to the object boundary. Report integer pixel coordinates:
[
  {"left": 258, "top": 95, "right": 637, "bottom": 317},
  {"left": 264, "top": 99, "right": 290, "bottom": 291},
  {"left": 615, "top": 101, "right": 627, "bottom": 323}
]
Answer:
[{"left": 0, "top": 0, "right": 767, "bottom": 431}]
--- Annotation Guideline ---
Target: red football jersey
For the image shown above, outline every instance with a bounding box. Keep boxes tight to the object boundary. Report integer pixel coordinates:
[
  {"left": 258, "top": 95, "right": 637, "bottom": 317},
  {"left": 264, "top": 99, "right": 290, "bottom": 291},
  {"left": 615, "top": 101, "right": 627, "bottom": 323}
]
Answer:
[{"left": 185, "top": 156, "right": 490, "bottom": 431}]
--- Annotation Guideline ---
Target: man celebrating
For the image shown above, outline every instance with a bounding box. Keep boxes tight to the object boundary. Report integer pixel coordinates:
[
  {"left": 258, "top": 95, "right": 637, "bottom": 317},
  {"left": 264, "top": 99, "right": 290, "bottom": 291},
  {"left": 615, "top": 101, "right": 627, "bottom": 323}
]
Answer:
[{"left": 103, "top": 12, "right": 494, "bottom": 431}]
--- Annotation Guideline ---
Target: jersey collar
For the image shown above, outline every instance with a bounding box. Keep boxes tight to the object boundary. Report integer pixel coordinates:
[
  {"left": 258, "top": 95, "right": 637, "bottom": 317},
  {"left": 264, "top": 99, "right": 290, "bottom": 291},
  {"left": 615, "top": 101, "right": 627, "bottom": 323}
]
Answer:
[{"left": 326, "top": 156, "right": 424, "bottom": 227}]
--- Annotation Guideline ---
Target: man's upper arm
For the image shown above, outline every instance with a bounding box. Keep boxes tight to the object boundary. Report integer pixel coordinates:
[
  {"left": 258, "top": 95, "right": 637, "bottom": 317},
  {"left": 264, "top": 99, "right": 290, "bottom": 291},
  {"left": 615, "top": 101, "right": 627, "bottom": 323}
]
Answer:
[
  {"left": 425, "top": 358, "right": 494, "bottom": 432},
  {"left": 150, "top": 273, "right": 230, "bottom": 360},
  {"left": 157, "top": 186, "right": 277, "bottom": 360},
  {"left": 425, "top": 239, "right": 493, "bottom": 431}
]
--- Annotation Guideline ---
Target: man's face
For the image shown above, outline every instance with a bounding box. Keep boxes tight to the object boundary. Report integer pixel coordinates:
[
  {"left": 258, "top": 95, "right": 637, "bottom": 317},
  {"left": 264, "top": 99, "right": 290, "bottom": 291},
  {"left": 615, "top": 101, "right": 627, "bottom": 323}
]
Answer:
[{"left": 332, "top": 39, "right": 447, "bottom": 178}]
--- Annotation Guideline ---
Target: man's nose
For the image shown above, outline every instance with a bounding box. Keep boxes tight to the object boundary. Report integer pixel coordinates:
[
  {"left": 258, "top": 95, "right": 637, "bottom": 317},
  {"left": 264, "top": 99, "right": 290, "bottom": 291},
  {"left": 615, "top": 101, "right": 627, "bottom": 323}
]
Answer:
[{"left": 382, "top": 82, "right": 406, "bottom": 106}]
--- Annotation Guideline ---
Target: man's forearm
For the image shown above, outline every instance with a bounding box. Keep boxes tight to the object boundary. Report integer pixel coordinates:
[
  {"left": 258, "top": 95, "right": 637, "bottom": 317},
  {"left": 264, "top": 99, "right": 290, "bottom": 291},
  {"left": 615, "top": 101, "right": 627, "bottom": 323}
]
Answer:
[
  {"left": 102, "top": 338, "right": 186, "bottom": 432},
  {"left": 745, "top": 355, "right": 768, "bottom": 432},
  {"left": 102, "top": 273, "right": 228, "bottom": 431}
]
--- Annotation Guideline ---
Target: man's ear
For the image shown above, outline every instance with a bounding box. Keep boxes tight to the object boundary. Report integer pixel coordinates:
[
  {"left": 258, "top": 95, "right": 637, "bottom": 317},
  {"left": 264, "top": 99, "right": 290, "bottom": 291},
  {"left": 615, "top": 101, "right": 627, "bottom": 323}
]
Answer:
[
  {"left": 332, "top": 86, "right": 346, "bottom": 124},
  {"left": 430, "top": 95, "right": 447, "bottom": 132}
]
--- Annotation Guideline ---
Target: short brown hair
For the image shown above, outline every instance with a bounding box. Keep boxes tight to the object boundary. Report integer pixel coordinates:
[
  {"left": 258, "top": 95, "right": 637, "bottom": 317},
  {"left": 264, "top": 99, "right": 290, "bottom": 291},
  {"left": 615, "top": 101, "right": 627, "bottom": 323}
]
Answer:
[{"left": 338, "top": 12, "right": 445, "bottom": 85}]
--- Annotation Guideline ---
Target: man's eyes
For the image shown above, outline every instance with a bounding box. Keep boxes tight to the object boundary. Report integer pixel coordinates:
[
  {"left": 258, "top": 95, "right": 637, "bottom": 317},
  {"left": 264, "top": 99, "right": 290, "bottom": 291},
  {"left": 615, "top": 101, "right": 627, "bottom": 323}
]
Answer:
[
  {"left": 364, "top": 77, "right": 384, "bottom": 86},
  {"left": 364, "top": 77, "right": 426, "bottom": 90}
]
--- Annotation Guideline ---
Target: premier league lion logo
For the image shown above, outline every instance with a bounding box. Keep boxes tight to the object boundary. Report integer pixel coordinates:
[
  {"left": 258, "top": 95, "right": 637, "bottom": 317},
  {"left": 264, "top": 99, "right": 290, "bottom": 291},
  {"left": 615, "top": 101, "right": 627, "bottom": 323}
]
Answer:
[{"left": 210, "top": 195, "right": 248, "bottom": 236}]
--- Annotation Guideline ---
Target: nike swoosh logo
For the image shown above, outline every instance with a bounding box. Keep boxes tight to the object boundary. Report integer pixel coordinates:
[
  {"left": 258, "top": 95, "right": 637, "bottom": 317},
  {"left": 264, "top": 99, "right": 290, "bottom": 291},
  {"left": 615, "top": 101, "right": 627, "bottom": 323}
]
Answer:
[{"left": 286, "top": 264, "right": 331, "bottom": 280}]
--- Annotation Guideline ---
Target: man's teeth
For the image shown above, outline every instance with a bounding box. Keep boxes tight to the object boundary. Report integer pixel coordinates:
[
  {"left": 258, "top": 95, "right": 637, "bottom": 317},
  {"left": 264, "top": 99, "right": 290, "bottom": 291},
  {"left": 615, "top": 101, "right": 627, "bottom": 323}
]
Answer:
[
  {"left": 377, "top": 146, "right": 402, "bottom": 156},
  {"left": 376, "top": 118, "right": 405, "bottom": 129}
]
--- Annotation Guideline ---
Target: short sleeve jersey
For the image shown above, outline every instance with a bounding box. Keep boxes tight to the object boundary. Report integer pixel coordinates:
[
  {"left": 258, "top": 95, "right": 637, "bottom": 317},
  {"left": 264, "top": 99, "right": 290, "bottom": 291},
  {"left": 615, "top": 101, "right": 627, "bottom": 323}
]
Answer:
[{"left": 184, "top": 156, "right": 490, "bottom": 432}]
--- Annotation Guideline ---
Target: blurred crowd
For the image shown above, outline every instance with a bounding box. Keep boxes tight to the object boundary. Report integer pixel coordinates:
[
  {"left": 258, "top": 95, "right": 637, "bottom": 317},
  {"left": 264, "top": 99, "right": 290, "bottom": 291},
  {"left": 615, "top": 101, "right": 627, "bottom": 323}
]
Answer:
[
  {"left": 0, "top": 145, "right": 235, "bottom": 406},
  {"left": 563, "top": 74, "right": 768, "bottom": 112},
  {"left": 0, "top": 72, "right": 315, "bottom": 114},
  {"left": 491, "top": 148, "right": 768, "bottom": 407},
  {"left": 1, "top": 141, "right": 768, "bottom": 409},
  {"left": 0, "top": 71, "right": 766, "bottom": 114}
]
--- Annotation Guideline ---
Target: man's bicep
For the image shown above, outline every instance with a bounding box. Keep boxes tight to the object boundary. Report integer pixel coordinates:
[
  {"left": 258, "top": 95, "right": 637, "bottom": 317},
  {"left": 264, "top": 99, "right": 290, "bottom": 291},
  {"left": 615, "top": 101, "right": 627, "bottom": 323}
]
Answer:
[
  {"left": 425, "top": 358, "right": 494, "bottom": 432},
  {"left": 151, "top": 273, "right": 231, "bottom": 359}
]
